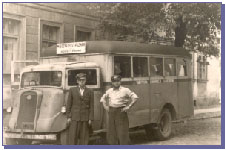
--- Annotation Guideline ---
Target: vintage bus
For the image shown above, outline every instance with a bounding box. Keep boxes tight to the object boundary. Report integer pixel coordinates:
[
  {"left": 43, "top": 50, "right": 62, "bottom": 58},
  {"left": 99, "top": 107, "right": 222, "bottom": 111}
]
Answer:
[{"left": 4, "top": 41, "right": 194, "bottom": 144}]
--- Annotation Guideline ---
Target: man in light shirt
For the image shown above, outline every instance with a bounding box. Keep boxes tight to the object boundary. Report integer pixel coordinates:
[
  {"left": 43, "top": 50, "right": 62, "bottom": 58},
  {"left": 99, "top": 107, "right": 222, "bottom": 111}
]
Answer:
[{"left": 100, "top": 75, "right": 138, "bottom": 145}]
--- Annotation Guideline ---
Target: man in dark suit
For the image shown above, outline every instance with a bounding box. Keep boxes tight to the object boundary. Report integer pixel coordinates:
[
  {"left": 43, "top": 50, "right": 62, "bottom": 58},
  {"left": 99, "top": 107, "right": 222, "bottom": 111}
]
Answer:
[{"left": 66, "top": 73, "right": 94, "bottom": 145}]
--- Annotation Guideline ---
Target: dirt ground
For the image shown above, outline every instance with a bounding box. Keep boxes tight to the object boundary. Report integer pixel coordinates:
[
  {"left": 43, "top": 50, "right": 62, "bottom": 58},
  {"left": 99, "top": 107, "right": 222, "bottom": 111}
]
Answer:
[
  {"left": 3, "top": 117, "right": 221, "bottom": 145},
  {"left": 129, "top": 117, "right": 221, "bottom": 145}
]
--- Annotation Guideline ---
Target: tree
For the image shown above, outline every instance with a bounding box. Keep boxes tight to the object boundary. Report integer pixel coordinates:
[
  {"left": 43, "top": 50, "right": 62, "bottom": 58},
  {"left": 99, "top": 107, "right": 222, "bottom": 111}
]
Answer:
[{"left": 85, "top": 3, "right": 221, "bottom": 56}]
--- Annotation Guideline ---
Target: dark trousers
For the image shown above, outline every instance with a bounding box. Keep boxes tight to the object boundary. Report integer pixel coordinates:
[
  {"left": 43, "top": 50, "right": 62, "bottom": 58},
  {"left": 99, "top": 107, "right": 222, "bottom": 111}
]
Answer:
[
  {"left": 68, "top": 121, "right": 89, "bottom": 145},
  {"left": 107, "top": 107, "right": 130, "bottom": 145}
]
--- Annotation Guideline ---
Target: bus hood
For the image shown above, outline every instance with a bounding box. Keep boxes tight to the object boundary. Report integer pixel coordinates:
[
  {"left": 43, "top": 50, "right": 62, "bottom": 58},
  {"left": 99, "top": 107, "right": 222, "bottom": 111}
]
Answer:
[{"left": 8, "top": 88, "right": 67, "bottom": 133}]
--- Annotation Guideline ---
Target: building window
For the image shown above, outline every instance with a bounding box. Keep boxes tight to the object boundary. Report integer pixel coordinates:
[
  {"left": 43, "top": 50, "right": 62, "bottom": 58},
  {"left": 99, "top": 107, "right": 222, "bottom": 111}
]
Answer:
[
  {"left": 133, "top": 57, "right": 148, "bottom": 77},
  {"left": 3, "top": 18, "right": 20, "bottom": 36},
  {"left": 150, "top": 57, "right": 163, "bottom": 76},
  {"left": 3, "top": 18, "right": 21, "bottom": 83},
  {"left": 114, "top": 56, "right": 131, "bottom": 78},
  {"left": 40, "top": 21, "right": 62, "bottom": 57},
  {"left": 197, "top": 63, "right": 207, "bottom": 80},
  {"left": 3, "top": 18, "right": 20, "bottom": 55},
  {"left": 164, "top": 58, "right": 176, "bottom": 76},
  {"left": 75, "top": 26, "right": 93, "bottom": 42},
  {"left": 77, "top": 30, "right": 91, "bottom": 41}
]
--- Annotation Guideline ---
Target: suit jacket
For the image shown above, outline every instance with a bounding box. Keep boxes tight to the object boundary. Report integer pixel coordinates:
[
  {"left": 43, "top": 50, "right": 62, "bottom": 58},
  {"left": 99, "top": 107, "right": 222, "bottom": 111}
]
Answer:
[{"left": 66, "top": 87, "right": 94, "bottom": 121}]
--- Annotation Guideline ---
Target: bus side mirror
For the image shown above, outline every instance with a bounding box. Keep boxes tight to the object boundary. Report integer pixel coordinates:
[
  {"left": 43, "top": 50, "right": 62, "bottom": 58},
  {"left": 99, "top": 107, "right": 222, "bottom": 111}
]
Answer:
[{"left": 61, "top": 106, "right": 66, "bottom": 113}]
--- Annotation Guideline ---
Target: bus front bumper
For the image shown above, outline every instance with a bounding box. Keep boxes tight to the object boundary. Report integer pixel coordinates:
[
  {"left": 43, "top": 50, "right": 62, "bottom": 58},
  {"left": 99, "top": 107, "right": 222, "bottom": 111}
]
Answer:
[{"left": 4, "top": 132, "right": 57, "bottom": 141}]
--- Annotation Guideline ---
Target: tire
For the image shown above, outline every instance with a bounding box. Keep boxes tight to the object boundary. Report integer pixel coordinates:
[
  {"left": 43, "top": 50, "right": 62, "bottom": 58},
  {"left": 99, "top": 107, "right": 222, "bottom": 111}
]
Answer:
[
  {"left": 153, "top": 108, "right": 172, "bottom": 140},
  {"left": 6, "top": 138, "right": 32, "bottom": 145},
  {"left": 144, "top": 124, "right": 155, "bottom": 141}
]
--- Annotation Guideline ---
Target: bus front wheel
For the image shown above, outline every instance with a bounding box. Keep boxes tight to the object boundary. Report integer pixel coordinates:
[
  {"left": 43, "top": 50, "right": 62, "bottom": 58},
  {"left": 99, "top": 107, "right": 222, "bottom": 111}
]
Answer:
[{"left": 153, "top": 108, "right": 172, "bottom": 140}]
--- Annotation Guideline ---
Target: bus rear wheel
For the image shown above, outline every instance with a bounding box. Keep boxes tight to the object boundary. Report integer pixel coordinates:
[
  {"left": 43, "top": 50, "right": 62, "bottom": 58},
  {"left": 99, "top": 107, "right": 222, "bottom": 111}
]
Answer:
[{"left": 153, "top": 108, "right": 172, "bottom": 140}]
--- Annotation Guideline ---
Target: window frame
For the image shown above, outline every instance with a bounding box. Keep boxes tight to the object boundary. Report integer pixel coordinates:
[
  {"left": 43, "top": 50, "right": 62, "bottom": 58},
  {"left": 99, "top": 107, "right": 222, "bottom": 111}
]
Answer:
[
  {"left": 74, "top": 25, "right": 95, "bottom": 42},
  {"left": 3, "top": 13, "right": 26, "bottom": 80},
  {"left": 149, "top": 56, "right": 164, "bottom": 79},
  {"left": 113, "top": 55, "right": 132, "bottom": 81},
  {"left": 177, "top": 58, "right": 188, "bottom": 78},
  {"left": 66, "top": 68, "right": 100, "bottom": 89},
  {"left": 163, "top": 57, "right": 177, "bottom": 77},
  {"left": 197, "top": 62, "right": 208, "bottom": 81},
  {"left": 20, "top": 70, "right": 63, "bottom": 88},
  {"left": 132, "top": 56, "right": 149, "bottom": 80},
  {"left": 39, "top": 20, "right": 64, "bottom": 57}
]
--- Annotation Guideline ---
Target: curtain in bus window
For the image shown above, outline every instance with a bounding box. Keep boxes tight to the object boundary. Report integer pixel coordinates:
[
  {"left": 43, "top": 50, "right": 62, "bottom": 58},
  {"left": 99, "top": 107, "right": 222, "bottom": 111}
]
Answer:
[
  {"left": 114, "top": 56, "right": 131, "bottom": 78},
  {"left": 149, "top": 58, "right": 163, "bottom": 76},
  {"left": 164, "top": 58, "right": 176, "bottom": 76},
  {"left": 133, "top": 57, "right": 148, "bottom": 77},
  {"left": 178, "top": 60, "right": 187, "bottom": 76},
  {"left": 68, "top": 69, "right": 97, "bottom": 86}
]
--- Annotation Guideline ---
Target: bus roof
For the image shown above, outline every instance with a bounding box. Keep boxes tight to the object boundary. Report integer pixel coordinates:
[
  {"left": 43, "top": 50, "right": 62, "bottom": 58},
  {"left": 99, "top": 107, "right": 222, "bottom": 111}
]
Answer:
[
  {"left": 43, "top": 41, "right": 191, "bottom": 58},
  {"left": 21, "top": 62, "right": 99, "bottom": 73}
]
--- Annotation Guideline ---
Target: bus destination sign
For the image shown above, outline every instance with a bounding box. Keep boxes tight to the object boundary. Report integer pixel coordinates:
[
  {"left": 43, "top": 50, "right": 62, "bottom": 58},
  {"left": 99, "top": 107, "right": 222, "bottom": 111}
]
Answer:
[{"left": 57, "top": 42, "right": 86, "bottom": 54}]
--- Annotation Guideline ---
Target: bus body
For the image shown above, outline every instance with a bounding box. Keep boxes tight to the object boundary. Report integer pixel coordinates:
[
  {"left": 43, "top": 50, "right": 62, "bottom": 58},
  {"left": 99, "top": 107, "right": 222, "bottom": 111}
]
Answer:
[{"left": 5, "top": 41, "right": 194, "bottom": 144}]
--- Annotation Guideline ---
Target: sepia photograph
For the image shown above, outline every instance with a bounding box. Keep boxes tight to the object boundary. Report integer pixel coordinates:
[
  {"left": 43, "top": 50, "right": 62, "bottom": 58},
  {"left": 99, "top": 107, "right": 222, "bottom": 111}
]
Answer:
[{"left": 2, "top": 2, "right": 223, "bottom": 148}]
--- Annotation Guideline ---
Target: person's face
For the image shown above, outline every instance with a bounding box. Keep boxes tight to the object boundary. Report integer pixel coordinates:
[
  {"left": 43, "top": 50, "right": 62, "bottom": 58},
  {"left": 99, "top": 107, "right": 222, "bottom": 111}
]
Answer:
[
  {"left": 77, "top": 78, "right": 86, "bottom": 87},
  {"left": 112, "top": 81, "right": 121, "bottom": 88}
]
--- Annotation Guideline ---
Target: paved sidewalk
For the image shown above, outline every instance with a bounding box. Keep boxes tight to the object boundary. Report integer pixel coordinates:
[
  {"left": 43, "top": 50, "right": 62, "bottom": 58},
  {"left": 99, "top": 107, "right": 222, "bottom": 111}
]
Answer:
[
  {"left": 194, "top": 105, "right": 221, "bottom": 115},
  {"left": 193, "top": 105, "right": 221, "bottom": 120},
  {"left": 173, "top": 105, "right": 222, "bottom": 123}
]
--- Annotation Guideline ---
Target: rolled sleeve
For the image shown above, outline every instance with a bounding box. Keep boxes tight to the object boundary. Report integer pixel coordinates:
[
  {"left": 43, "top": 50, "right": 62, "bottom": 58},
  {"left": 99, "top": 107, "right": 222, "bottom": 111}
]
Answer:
[
  {"left": 100, "top": 89, "right": 110, "bottom": 103},
  {"left": 125, "top": 88, "right": 138, "bottom": 99},
  {"left": 100, "top": 94, "right": 107, "bottom": 103}
]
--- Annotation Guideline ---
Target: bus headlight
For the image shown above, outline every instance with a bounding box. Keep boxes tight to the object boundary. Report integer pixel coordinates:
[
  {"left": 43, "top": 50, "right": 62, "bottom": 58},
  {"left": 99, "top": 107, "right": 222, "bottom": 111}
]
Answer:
[
  {"left": 6, "top": 106, "right": 12, "bottom": 113},
  {"left": 61, "top": 106, "right": 66, "bottom": 113}
]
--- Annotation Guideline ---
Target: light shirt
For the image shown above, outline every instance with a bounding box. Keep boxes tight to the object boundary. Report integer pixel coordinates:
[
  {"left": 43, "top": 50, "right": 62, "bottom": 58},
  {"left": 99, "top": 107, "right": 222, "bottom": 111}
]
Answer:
[
  {"left": 100, "top": 86, "right": 138, "bottom": 108},
  {"left": 79, "top": 86, "right": 85, "bottom": 96}
]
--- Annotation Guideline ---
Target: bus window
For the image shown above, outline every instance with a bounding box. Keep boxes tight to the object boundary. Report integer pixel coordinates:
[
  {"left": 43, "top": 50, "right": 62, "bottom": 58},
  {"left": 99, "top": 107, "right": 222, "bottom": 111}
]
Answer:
[
  {"left": 149, "top": 57, "right": 163, "bottom": 76},
  {"left": 68, "top": 69, "right": 97, "bottom": 86},
  {"left": 114, "top": 56, "right": 131, "bottom": 78},
  {"left": 21, "top": 71, "right": 62, "bottom": 87},
  {"left": 133, "top": 57, "right": 148, "bottom": 77},
  {"left": 178, "top": 60, "right": 187, "bottom": 76},
  {"left": 164, "top": 58, "right": 176, "bottom": 76}
]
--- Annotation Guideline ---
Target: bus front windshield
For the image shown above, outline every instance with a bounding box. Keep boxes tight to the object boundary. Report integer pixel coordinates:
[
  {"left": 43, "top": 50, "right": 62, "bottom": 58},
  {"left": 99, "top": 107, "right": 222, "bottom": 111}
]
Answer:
[{"left": 21, "top": 71, "right": 62, "bottom": 88}]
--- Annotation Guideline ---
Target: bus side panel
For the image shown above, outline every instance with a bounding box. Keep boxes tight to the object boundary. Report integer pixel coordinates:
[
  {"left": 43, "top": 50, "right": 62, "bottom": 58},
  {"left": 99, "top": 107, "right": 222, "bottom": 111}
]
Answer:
[
  {"left": 92, "top": 90, "right": 103, "bottom": 131},
  {"left": 125, "top": 84, "right": 150, "bottom": 128},
  {"left": 150, "top": 82, "right": 178, "bottom": 123},
  {"left": 177, "top": 80, "right": 194, "bottom": 118}
]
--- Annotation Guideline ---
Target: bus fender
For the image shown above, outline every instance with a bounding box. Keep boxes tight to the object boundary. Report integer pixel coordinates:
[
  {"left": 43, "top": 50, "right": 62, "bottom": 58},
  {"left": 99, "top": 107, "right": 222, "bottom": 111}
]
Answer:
[
  {"left": 158, "top": 103, "right": 176, "bottom": 122},
  {"left": 50, "top": 113, "right": 67, "bottom": 132}
]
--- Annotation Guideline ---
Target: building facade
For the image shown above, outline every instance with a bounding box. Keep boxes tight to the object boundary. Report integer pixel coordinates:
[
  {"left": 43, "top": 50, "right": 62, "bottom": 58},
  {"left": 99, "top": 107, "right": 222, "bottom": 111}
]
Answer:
[{"left": 3, "top": 3, "right": 99, "bottom": 109}]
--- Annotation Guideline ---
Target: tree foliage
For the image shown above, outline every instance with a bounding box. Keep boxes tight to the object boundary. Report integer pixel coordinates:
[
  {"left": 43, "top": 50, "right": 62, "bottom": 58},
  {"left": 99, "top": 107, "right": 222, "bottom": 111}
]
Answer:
[{"left": 85, "top": 3, "right": 221, "bottom": 56}]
